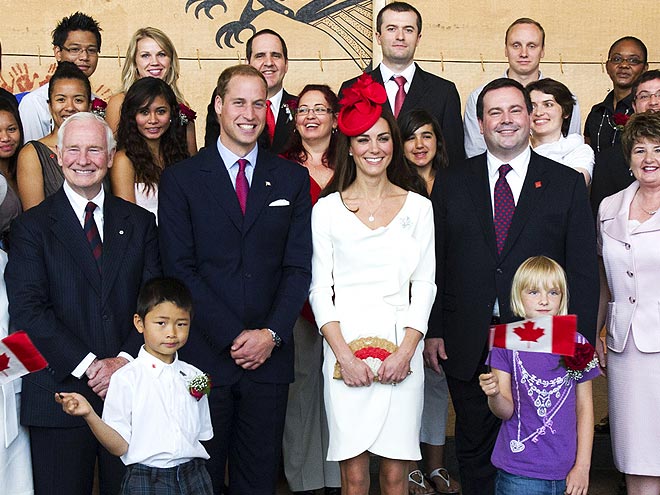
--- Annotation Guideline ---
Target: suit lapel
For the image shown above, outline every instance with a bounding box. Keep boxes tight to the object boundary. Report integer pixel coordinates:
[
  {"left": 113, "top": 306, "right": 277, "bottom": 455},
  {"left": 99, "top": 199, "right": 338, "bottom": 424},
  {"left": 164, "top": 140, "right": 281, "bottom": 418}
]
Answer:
[
  {"left": 49, "top": 189, "right": 101, "bottom": 295},
  {"left": 100, "top": 196, "right": 132, "bottom": 304},
  {"left": 499, "top": 152, "right": 548, "bottom": 259},
  {"left": 243, "top": 152, "right": 275, "bottom": 234},
  {"left": 465, "top": 156, "right": 498, "bottom": 257},
  {"left": 399, "top": 64, "right": 426, "bottom": 115},
  {"left": 199, "top": 147, "right": 244, "bottom": 231}
]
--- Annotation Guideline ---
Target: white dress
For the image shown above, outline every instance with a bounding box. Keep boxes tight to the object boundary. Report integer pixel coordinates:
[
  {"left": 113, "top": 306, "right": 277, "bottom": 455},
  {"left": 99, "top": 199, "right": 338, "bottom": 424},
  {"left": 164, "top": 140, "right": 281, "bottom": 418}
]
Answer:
[
  {"left": 135, "top": 183, "right": 159, "bottom": 224},
  {"left": 309, "top": 191, "right": 436, "bottom": 461}
]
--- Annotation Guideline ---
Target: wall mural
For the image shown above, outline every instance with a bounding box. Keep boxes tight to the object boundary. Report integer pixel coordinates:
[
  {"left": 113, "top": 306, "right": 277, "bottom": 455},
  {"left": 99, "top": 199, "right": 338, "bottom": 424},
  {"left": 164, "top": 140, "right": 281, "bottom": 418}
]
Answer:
[{"left": 185, "top": 0, "right": 373, "bottom": 68}]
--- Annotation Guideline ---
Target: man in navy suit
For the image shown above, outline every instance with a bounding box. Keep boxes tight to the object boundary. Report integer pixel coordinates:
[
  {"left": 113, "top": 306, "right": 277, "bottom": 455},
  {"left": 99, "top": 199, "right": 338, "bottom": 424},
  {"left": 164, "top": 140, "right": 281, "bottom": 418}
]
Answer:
[
  {"left": 247, "top": 29, "right": 296, "bottom": 154},
  {"left": 158, "top": 64, "right": 312, "bottom": 495},
  {"left": 340, "top": 2, "right": 464, "bottom": 166},
  {"left": 5, "top": 112, "right": 160, "bottom": 495},
  {"left": 424, "top": 79, "right": 599, "bottom": 495}
]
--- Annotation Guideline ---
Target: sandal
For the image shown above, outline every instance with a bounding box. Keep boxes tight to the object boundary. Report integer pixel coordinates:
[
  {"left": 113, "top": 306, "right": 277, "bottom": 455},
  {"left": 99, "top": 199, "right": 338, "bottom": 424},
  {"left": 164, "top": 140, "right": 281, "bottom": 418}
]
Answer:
[
  {"left": 408, "top": 469, "right": 435, "bottom": 495},
  {"left": 428, "top": 467, "right": 461, "bottom": 494}
]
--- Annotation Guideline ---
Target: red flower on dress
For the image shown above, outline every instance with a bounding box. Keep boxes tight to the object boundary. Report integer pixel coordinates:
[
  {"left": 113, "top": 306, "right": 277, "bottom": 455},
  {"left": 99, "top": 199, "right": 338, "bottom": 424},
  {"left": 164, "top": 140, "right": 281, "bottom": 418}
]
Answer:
[
  {"left": 564, "top": 342, "right": 595, "bottom": 370},
  {"left": 612, "top": 113, "right": 630, "bottom": 126},
  {"left": 178, "top": 103, "right": 197, "bottom": 126},
  {"left": 187, "top": 373, "right": 211, "bottom": 401},
  {"left": 91, "top": 98, "right": 107, "bottom": 118}
]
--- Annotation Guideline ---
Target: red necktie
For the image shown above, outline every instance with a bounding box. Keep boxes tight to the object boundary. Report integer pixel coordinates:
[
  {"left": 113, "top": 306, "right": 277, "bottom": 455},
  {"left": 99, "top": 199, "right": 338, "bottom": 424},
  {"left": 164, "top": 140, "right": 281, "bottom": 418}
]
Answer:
[
  {"left": 265, "top": 100, "right": 276, "bottom": 145},
  {"left": 393, "top": 75, "right": 407, "bottom": 118},
  {"left": 84, "top": 201, "right": 102, "bottom": 271},
  {"left": 236, "top": 159, "right": 249, "bottom": 215},
  {"left": 494, "top": 164, "right": 515, "bottom": 254}
]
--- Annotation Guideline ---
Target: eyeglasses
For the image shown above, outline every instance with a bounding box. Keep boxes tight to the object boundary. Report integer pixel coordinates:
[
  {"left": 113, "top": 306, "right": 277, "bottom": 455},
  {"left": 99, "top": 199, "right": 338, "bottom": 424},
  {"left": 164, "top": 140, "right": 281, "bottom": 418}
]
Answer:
[
  {"left": 296, "top": 106, "right": 333, "bottom": 116},
  {"left": 60, "top": 46, "right": 99, "bottom": 56},
  {"left": 635, "top": 90, "right": 660, "bottom": 102},
  {"left": 608, "top": 56, "right": 645, "bottom": 66}
]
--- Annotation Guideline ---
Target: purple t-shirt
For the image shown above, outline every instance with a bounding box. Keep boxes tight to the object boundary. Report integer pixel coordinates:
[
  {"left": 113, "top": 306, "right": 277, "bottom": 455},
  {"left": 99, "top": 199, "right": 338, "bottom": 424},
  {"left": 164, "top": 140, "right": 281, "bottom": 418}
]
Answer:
[{"left": 489, "top": 333, "right": 600, "bottom": 480}]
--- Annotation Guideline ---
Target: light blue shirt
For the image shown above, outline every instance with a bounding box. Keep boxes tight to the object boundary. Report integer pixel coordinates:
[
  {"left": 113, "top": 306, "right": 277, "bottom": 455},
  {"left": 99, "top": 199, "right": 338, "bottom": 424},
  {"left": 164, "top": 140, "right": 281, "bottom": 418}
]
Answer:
[{"left": 216, "top": 139, "right": 259, "bottom": 189}]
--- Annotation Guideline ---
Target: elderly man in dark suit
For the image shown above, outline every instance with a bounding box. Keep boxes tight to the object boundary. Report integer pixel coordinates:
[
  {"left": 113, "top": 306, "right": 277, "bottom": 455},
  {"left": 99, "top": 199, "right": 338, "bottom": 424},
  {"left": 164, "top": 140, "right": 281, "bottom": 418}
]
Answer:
[
  {"left": 340, "top": 1, "right": 464, "bottom": 166},
  {"left": 5, "top": 112, "right": 160, "bottom": 495},
  {"left": 246, "top": 29, "right": 297, "bottom": 154},
  {"left": 158, "top": 64, "right": 312, "bottom": 495},
  {"left": 424, "top": 78, "right": 599, "bottom": 495}
]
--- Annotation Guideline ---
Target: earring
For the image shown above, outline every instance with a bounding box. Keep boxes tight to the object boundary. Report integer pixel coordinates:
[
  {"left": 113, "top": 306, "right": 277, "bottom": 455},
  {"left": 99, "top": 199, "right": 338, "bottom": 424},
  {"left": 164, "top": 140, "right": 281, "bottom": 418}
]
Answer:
[
  {"left": 348, "top": 151, "right": 353, "bottom": 156},
  {"left": 629, "top": 169, "right": 634, "bottom": 177}
]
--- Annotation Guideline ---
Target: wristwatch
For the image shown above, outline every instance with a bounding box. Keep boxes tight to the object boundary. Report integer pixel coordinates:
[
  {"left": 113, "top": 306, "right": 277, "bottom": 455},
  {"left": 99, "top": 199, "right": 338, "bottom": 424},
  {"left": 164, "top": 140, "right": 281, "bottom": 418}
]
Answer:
[{"left": 267, "top": 328, "right": 282, "bottom": 347}]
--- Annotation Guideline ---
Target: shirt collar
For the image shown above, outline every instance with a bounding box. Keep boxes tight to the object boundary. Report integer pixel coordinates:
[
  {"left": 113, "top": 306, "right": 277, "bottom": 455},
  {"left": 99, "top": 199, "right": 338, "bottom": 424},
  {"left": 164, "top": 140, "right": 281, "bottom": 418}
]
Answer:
[
  {"left": 487, "top": 146, "right": 531, "bottom": 180},
  {"left": 380, "top": 62, "right": 416, "bottom": 84},
  {"left": 269, "top": 88, "right": 284, "bottom": 111},
  {"left": 217, "top": 139, "right": 259, "bottom": 172},
  {"left": 137, "top": 345, "right": 180, "bottom": 377},
  {"left": 63, "top": 181, "right": 105, "bottom": 221}
]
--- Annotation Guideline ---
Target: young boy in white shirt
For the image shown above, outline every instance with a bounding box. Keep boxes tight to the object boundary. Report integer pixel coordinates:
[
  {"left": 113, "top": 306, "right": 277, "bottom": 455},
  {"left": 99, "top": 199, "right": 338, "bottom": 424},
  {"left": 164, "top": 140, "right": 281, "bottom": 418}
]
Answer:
[{"left": 57, "top": 277, "right": 213, "bottom": 495}]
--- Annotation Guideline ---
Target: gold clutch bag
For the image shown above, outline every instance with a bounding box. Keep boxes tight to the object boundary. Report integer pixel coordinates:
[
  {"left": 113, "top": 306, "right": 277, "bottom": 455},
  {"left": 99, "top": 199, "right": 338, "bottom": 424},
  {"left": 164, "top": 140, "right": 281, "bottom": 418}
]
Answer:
[{"left": 333, "top": 336, "right": 398, "bottom": 380}]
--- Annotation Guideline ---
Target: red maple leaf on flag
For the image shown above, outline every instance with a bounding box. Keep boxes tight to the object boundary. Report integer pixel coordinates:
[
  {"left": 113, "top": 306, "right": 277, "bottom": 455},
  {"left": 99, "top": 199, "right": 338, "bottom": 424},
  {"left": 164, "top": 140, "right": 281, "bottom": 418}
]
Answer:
[
  {"left": 0, "top": 352, "right": 9, "bottom": 376},
  {"left": 513, "top": 320, "right": 545, "bottom": 347}
]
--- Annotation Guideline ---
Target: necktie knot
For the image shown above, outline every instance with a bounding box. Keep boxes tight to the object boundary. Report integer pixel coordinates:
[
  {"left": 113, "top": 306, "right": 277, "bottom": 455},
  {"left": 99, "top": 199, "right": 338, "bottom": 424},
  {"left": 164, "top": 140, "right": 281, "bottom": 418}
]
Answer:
[
  {"left": 237, "top": 158, "right": 248, "bottom": 174},
  {"left": 85, "top": 202, "right": 98, "bottom": 214},
  {"left": 498, "top": 164, "right": 512, "bottom": 178},
  {"left": 266, "top": 100, "right": 272, "bottom": 109},
  {"left": 393, "top": 75, "right": 407, "bottom": 88}
]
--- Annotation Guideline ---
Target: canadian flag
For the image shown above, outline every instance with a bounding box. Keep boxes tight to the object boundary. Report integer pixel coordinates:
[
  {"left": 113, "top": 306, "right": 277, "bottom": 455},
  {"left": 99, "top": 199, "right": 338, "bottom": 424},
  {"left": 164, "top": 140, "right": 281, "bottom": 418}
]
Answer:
[
  {"left": 0, "top": 331, "right": 48, "bottom": 385},
  {"left": 489, "top": 315, "right": 577, "bottom": 356}
]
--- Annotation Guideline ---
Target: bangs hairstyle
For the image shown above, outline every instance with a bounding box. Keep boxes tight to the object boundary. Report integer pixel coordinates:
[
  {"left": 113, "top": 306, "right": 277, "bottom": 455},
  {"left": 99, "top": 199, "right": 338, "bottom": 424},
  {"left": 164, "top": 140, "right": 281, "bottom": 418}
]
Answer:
[
  {"left": 622, "top": 112, "right": 660, "bottom": 166},
  {"left": 525, "top": 78, "right": 575, "bottom": 136},
  {"left": 120, "top": 27, "right": 186, "bottom": 104},
  {"left": 510, "top": 256, "right": 569, "bottom": 318},
  {"left": 52, "top": 12, "right": 102, "bottom": 50},
  {"left": 48, "top": 61, "right": 92, "bottom": 103},
  {"left": 632, "top": 69, "right": 660, "bottom": 101},
  {"left": 117, "top": 77, "right": 189, "bottom": 193},
  {"left": 397, "top": 109, "right": 449, "bottom": 171},
  {"left": 136, "top": 277, "right": 193, "bottom": 319}
]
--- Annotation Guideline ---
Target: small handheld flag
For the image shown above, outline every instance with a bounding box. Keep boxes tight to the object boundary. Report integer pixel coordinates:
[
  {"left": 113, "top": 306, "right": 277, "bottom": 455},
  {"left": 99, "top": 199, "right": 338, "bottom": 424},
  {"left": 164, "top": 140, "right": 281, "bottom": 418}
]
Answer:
[
  {"left": 0, "top": 331, "right": 48, "bottom": 385},
  {"left": 488, "top": 315, "right": 577, "bottom": 356}
]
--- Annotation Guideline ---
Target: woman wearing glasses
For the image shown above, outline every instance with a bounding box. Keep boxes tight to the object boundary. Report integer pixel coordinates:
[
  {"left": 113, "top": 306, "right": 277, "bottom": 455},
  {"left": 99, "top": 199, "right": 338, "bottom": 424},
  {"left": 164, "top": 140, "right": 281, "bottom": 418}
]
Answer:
[
  {"left": 584, "top": 37, "right": 648, "bottom": 154},
  {"left": 281, "top": 84, "right": 341, "bottom": 495},
  {"left": 105, "top": 28, "right": 197, "bottom": 156}
]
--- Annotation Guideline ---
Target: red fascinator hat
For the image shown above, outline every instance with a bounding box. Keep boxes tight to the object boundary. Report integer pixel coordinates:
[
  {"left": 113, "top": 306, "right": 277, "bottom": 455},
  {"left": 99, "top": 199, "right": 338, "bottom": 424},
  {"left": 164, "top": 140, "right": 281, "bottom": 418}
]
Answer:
[{"left": 338, "top": 73, "right": 387, "bottom": 137}]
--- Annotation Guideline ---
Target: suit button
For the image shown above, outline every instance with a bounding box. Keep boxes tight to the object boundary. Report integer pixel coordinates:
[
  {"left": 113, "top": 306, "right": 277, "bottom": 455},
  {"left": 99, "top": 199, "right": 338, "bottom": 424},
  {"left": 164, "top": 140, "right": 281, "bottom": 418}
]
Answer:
[
  {"left": 629, "top": 296, "right": 636, "bottom": 303},
  {"left": 624, "top": 243, "right": 631, "bottom": 250},
  {"left": 244, "top": 273, "right": 252, "bottom": 279},
  {"left": 102, "top": 314, "right": 109, "bottom": 321},
  {"left": 627, "top": 271, "right": 634, "bottom": 277},
  {"left": 496, "top": 268, "right": 503, "bottom": 274}
]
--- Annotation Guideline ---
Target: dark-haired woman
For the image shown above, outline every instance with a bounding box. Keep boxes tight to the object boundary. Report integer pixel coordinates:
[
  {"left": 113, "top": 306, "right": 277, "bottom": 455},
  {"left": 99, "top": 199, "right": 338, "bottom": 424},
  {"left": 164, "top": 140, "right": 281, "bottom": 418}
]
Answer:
[
  {"left": 16, "top": 61, "right": 91, "bottom": 210},
  {"left": 526, "top": 79, "right": 594, "bottom": 185},
  {"left": 0, "top": 98, "right": 23, "bottom": 248},
  {"left": 309, "top": 74, "right": 435, "bottom": 495},
  {"left": 110, "top": 77, "right": 188, "bottom": 221},
  {"left": 281, "top": 84, "right": 341, "bottom": 495},
  {"left": 399, "top": 109, "right": 460, "bottom": 495}
]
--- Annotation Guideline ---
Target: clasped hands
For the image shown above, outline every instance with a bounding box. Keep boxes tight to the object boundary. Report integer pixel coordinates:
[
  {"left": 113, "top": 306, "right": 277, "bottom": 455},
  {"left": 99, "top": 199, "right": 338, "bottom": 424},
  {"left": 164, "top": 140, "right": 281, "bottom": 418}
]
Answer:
[
  {"left": 230, "top": 328, "right": 275, "bottom": 370},
  {"left": 86, "top": 356, "right": 129, "bottom": 399},
  {"left": 338, "top": 350, "right": 412, "bottom": 387}
]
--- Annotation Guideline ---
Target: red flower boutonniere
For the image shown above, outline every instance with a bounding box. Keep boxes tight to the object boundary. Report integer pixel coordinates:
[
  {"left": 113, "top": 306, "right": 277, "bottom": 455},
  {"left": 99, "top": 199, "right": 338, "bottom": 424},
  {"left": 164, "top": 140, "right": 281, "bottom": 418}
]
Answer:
[
  {"left": 611, "top": 112, "right": 630, "bottom": 131},
  {"left": 283, "top": 99, "right": 297, "bottom": 122},
  {"left": 187, "top": 373, "right": 211, "bottom": 401},
  {"left": 179, "top": 103, "right": 197, "bottom": 126},
  {"left": 560, "top": 342, "right": 598, "bottom": 380},
  {"left": 91, "top": 98, "right": 107, "bottom": 119}
]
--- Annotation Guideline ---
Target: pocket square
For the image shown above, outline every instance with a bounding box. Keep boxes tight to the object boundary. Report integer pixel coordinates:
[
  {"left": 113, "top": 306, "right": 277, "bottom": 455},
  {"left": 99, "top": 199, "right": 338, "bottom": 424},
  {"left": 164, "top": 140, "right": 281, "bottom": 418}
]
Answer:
[{"left": 269, "top": 199, "right": 290, "bottom": 207}]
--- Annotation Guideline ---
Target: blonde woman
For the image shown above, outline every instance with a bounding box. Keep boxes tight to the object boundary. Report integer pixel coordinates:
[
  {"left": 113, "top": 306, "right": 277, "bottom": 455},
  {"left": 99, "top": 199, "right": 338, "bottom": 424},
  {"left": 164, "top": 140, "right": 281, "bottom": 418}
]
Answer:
[{"left": 106, "top": 27, "right": 197, "bottom": 155}]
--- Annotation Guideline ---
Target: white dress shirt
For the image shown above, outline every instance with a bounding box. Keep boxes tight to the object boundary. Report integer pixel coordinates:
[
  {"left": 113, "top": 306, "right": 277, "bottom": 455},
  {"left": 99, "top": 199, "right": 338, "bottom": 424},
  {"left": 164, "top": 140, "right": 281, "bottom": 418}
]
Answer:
[
  {"left": 269, "top": 88, "right": 284, "bottom": 122},
  {"left": 102, "top": 347, "right": 213, "bottom": 468},
  {"left": 379, "top": 62, "right": 416, "bottom": 113}
]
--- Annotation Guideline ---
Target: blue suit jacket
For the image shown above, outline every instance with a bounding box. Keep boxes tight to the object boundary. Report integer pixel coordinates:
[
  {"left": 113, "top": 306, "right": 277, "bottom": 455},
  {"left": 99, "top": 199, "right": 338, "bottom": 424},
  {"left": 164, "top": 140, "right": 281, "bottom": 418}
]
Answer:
[
  {"left": 5, "top": 188, "right": 161, "bottom": 427},
  {"left": 158, "top": 145, "right": 312, "bottom": 385}
]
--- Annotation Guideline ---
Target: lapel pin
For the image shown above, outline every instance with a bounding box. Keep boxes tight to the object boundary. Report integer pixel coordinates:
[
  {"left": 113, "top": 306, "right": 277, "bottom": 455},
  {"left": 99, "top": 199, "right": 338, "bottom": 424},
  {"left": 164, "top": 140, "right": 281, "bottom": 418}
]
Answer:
[
  {"left": 265, "top": 181, "right": 271, "bottom": 187},
  {"left": 119, "top": 230, "right": 124, "bottom": 235},
  {"left": 534, "top": 181, "right": 542, "bottom": 189}
]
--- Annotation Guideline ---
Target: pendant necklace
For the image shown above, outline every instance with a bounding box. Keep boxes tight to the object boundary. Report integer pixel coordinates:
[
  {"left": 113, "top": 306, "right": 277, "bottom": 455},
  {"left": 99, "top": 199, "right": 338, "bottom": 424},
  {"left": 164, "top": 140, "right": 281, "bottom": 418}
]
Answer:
[
  {"left": 636, "top": 189, "right": 660, "bottom": 215},
  {"left": 366, "top": 197, "right": 385, "bottom": 222}
]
